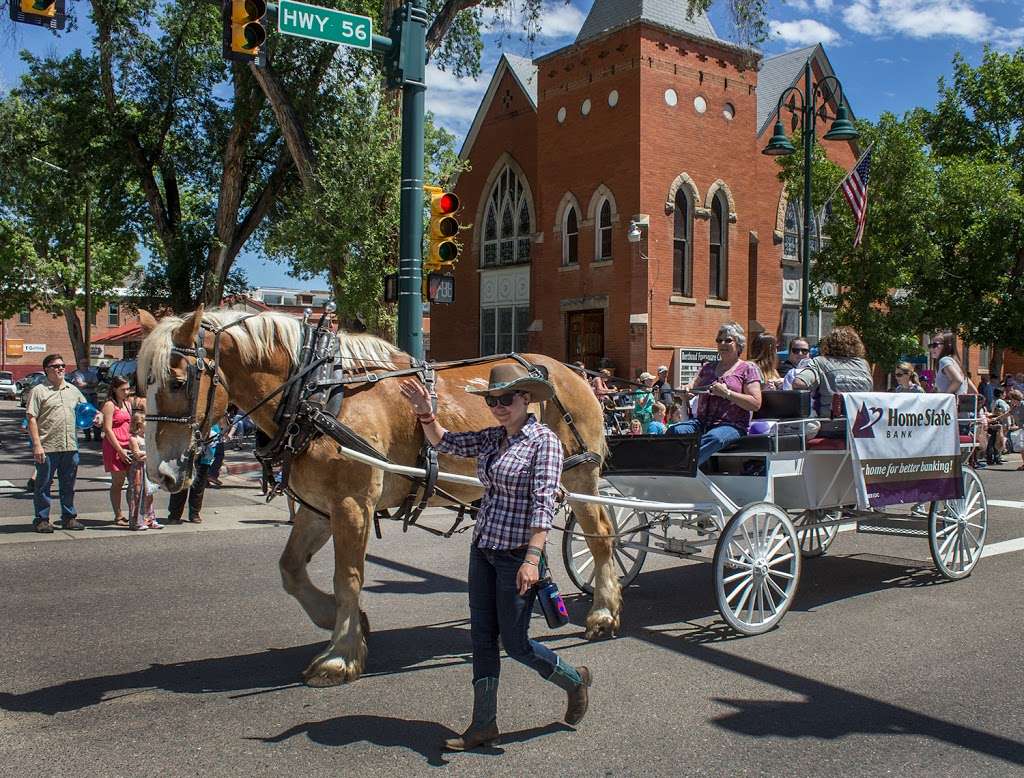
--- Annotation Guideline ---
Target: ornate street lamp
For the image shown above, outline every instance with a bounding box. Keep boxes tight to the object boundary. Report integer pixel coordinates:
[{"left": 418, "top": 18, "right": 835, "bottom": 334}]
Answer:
[{"left": 762, "top": 59, "right": 858, "bottom": 338}]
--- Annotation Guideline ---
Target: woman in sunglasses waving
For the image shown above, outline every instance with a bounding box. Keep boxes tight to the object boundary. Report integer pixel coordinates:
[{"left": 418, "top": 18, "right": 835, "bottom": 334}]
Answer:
[
  {"left": 400, "top": 363, "right": 591, "bottom": 752},
  {"left": 669, "top": 322, "right": 762, "bottom": 464}
]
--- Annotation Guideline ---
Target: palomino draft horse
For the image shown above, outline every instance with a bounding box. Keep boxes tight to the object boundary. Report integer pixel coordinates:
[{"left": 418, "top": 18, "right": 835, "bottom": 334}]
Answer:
[{"left": 137, "top": 307, "right": 620, "bottom": 687}]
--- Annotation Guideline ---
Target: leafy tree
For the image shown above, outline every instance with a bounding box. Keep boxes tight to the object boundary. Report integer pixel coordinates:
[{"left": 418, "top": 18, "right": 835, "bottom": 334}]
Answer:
[
  {"left": 778, "top": 115, "right": 942, "bottom": 370},
  {"left": 919, "top": 47, "right": 1024, "bottom": 372},
  {"left": 0, "top": 54, "right": 140, "bottom": 365}
]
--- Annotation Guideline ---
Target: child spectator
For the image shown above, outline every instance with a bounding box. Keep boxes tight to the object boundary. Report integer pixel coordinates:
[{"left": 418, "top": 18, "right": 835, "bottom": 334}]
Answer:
[
  {"left": 628, "top": 419, "right": 643, "bottom": 436},
  {"left": 647, "top": 402, "right": 667, "bottom": 435},
  {"left": 126, "top": 411, "right": 161, "bottom": 530}
]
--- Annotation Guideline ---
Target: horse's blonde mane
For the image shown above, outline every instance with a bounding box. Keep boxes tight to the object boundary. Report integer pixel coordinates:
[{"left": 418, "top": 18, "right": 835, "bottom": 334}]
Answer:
[{"left": 137, "top": 308, "right": 401, "bottom": 386}]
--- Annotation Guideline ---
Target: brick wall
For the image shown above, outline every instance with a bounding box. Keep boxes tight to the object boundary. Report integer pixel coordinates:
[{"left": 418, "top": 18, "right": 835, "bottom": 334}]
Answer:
[{"left": 2, "top": 304, "right": 125, "bottom": 379}]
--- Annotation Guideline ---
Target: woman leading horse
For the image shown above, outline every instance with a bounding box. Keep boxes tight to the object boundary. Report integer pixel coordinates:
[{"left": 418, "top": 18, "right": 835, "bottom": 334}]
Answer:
[{"left": 136, "top": 307, "right": 619, "bottom": 687}]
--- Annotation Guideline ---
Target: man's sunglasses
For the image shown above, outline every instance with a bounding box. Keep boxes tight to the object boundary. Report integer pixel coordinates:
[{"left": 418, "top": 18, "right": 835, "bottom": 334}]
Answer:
[
  {"left": 715, "top": 337, "right": 735, "bottom": 344},
  {"left": 484, "top": 393, "right": 520, "bottom": 408},
  {"left": 47, "top": 364, "right": 66, "bottom": 370},
  {"left": 790, "top": 347, "right": 810, "bottom": 354}
]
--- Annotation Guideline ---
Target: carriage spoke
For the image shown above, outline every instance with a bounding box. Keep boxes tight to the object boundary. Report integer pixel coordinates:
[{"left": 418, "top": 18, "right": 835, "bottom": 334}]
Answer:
[
  {"left": 619, "top": 548, "right": 638, "bottom": 563},
  {"left": 939, "top": 531, "right": 958, "bottom": 557},
  {"left": 615, "top": 553, "right": 629, "bottom": 577},
  {"left": 934, "top": 523, "right": 958, "bottom": 538},
  {"left": 767, "top": 568, "right": 795, "bottom": 580},
  {"left": 729, "top": 578, "right": 753, "bottom": 608},
  {"left": 761, "top": 580, "right": 778, "bottom": 615},
  {"left": 766, "top": 575, "right": 788, "bottom": 600},
  {"left": 572, "top": 546, "right": 593, "bottom": 559},
  {"left": 723, "top": 569, "right": 751, "bottom": 584},
  {"left": 729, "top": 540, "right": 754, "bottom": 563},
  {"left": 576, "top": 554, "right": 595, "bottom": 574},
  {"left": 766, "top": 552, "right": 795, "bottom": 567}
]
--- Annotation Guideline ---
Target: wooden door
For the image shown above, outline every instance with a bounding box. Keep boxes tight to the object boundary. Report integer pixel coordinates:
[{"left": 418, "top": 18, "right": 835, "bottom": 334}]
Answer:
[{"left": 566, "top": 310, "right": 604, "bottom": 369}]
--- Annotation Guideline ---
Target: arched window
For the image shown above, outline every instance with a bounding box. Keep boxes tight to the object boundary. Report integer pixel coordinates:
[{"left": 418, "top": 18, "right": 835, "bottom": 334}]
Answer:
[
  {"left": 597, "top": 199, "right": 613, "bottom": 260},
  {"left": 563, "top": 206, "right": 579, "bottom": 265},
  {"left": 709, "top": 190, "right": 728, "bottom": 299},
  {"left": 482, "top": 166, "right": 532, "bottom": 267},
  {"left": 783, "top": 200, "right": 798, "bottom": 260},
  {"left": 673, "top": 189, "right": 692, "bottom": 296}
]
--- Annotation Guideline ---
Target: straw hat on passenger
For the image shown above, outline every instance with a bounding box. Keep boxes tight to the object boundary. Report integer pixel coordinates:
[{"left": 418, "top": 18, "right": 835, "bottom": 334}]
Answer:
[{"left": 466, "top": 363, "right": 555, "bottom": 402}]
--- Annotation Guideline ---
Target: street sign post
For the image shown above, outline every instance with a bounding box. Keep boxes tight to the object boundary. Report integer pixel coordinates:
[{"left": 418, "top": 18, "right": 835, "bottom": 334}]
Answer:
[{"left": 277, "top": 0, "right": 372, "bottom": 48}]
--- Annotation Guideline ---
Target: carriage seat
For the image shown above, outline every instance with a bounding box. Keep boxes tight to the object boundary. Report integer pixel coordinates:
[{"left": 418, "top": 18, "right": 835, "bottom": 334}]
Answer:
[{"left": 718, "top": 390, "right": 821, "bottom": 454}]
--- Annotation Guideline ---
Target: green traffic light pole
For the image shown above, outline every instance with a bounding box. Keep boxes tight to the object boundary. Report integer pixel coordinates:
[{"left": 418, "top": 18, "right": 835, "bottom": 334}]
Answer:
[{"left": 762, "top": 58, "right": 858, "bottom": 339}]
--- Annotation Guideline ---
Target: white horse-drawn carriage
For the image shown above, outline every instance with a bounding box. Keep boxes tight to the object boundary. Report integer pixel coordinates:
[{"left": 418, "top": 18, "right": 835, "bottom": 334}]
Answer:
[{"left": 561, "top": 390, "right": 988, "bottom": 635}]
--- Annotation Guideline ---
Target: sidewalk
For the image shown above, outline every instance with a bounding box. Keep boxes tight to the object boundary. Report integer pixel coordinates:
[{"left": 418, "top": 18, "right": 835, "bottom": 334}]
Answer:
[{"left": 0, "top": 499, "right": 294, "bottom": 545}]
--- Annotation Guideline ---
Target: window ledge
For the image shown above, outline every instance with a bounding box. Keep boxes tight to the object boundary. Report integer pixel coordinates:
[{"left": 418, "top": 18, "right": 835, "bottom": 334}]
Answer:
[
  {"left": 669, "top": 295, "right": 696, "bottom": 306},
  {"left": 558, "top": 263, "right": 580, "bottom": 272},
  {"left": 780, "top": 258, "right": 801, "bottom": 268},
  {"left": 705, "top": 299, "right": 731, "bottom": 309},
  {"left": 590, "top": 259, "right": 613, "bottom": 268}
]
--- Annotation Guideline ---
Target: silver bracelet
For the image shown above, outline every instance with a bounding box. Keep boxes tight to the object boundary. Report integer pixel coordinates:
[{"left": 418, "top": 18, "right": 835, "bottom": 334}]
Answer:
[{"left": 522, "top": 559, "right": 538, "bottom": 567}]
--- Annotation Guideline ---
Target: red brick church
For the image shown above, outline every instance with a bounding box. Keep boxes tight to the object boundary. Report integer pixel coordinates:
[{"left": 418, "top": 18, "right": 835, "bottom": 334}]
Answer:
[{"left": 429, "top": 0, "right": 861, "bottom": 384}]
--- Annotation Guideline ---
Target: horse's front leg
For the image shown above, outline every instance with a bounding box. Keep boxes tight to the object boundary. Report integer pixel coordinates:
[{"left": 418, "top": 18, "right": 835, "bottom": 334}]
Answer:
[
  {"left": 279, "top": 506, "right": 335, "bottom": 630},
  {"left": 566, "top": 498, "right": 622, "bottom": 639},
  {"left": 302, "top": 494, "right": 373, "bottom": 687}
]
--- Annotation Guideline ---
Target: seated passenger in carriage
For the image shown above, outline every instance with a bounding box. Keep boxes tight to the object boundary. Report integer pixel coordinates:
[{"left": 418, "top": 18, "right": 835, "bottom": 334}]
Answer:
[
  {"left": 668, "top": 323, "right": 762, "bottom": 464},
  {"left": 791, "top": 327, "right": 873, "bottom": 436}
]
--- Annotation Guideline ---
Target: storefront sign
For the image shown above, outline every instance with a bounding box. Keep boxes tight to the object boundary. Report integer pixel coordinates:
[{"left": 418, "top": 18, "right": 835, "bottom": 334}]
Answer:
[
  {"left": 23, "top": 343, "right": 46, "bottom": 353},
  {"left": 675, "top": 347, "right": 720, "bottom": 388},
  {"left": 6, "top": 339, "right": 24, "bottom": 357}
]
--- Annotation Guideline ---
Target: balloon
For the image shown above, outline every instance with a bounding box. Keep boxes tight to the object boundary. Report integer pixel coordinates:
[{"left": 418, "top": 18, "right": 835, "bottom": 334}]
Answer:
[
  {"left": 748, "top": 420, "right": 771, "bottom": 435},
  {"left": 75, "top": 402, "right": 100, "bottom": 430}
]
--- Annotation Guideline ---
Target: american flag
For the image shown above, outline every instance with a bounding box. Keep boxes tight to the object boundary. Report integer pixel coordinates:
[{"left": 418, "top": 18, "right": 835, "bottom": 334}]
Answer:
[{"left": 840, "top": 149, "right": 872, "bottom": 247}]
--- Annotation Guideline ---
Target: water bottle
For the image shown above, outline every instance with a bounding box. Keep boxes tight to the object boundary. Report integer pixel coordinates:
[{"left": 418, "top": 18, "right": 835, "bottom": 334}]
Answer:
[{"left": 535, "top": 577, "right": 569, "bottom": 628}]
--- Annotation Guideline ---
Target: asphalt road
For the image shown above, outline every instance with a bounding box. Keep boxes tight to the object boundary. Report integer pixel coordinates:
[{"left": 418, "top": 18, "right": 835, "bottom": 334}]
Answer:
[{"left": 2, "top": 400, "right": 1024, "bottom": 776}]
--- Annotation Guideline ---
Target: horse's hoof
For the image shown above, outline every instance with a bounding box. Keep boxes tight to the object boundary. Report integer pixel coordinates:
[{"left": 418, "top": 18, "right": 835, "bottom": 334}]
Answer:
[
  {"left": 302, "top": 656, "right": 362, "bottom": 687},
  {"left": 584, "top": 613, "right": 617, "bottom": 640}
]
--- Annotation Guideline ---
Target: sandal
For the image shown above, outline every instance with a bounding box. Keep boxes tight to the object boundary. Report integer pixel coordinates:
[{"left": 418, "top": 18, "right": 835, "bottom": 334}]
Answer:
[{"left": 114, "top": 516, "right": 130, "bottom": 527}]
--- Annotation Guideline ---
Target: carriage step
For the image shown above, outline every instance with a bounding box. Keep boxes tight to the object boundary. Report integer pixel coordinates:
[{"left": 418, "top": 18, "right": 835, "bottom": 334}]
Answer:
[
  {"left": 656, "top": 538, "right": 708, "bottom": 555},
  {"left": 855, "top": 518, "right": 928, "bottom": 537}
]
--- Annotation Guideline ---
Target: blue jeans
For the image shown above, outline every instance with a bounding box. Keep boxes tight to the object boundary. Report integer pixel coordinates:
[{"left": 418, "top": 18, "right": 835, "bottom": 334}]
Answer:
[
  {"left": 34, "top": 450, "right": 80, "bottom": 523},
  {"left": 668, "top": 420, "right": 743, "bottom": 465},
  {"left": 468, "top": 542, "right": 560, "bottom": 683}
]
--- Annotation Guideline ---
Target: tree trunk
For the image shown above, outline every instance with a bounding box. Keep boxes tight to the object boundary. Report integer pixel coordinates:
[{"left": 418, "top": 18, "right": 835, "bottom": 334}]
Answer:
[
  {"left": 991, "top": 346, "right": 1005, "bottom": 380},
  {"left": 62, "top": 306, "right": 88, "bottom": 367}
]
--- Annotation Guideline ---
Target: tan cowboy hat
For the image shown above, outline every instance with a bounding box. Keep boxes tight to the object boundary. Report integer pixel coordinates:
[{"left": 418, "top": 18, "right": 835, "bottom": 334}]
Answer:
[
  {"left": 638, "top": 372, "right": 656, "bottom": 382},
  {"left": 466, "top": 363, "right": 555, "bottom": 402}
]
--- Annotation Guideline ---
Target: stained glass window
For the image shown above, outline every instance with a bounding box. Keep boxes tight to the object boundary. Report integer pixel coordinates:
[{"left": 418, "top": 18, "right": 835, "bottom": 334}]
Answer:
[{"left": 481, "top": 166, "right": 533, "bottom": 267}]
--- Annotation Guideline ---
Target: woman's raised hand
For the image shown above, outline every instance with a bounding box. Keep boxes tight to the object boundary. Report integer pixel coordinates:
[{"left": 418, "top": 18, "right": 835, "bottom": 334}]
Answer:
[{"left": 399, "top": 379, "right": 433, "bottom": 415}]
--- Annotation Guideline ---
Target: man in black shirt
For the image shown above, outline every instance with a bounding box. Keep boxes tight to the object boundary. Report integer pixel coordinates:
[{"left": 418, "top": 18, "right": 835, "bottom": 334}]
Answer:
[
  {"left": 782, "top": 338, "right": 811, "bottom": 374},
  {"left": 654, "top": 366, "right": 675, "bottom": 405}
]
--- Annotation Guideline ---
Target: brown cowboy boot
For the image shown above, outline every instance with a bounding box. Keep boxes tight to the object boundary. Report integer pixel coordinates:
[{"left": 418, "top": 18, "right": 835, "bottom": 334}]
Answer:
[
  {"left": 548, "top": 658, "right": 592, "bottom": 726},
  {"left": 443, "top": 677, "right": 499, "bottom": 751}
]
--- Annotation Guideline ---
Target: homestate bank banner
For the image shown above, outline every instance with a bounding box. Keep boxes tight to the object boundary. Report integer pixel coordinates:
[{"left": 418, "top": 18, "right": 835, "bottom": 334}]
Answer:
[{"left": 843, "top": 392, "right": 963, "bottom": 509}]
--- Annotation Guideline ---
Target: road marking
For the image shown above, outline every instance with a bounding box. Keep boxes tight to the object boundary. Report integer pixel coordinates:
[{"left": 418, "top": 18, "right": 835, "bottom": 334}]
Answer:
[
  {"left": 988, "top": 499, "right": 1024, "bottom": 510},
  {"left": 981, "top": 536, "right": 1024, "bottom": 558}
]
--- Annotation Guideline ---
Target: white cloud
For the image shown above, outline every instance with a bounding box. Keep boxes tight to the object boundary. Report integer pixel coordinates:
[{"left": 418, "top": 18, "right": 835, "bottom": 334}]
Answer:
[
  {"left": 770, "top": 18, "right": 842, "bottom": 46},
  {"left": 537, "top": 1, "right": 586, "bottom": 39},
  {"left": 425, "top": 64, "right": 487, "bottom": 130},
  {"left": 785, "top": 0, "right": 811, "bottom": 10},
  {"left": 814, "top": 0, "right": 834, "bottom": 11},
  {"left": 841, "top": 0, "right": 1000, "bottom": 41}
]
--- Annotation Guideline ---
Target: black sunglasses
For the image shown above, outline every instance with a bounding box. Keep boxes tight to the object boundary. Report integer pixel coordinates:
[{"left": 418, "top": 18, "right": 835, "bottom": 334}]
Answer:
[
  {"left": 47, "top": 364, "right": 66, "bottom": 370},
  {"left": 715, "top": 337, "right": 735, "bottom": 344},
  {"left": 790, "top": 347, "right": 809, "bottom": 354},
  {"left": 484, "top": 394, "right": 520, "bottom": 408},
  {"left": 928, "top": 342, "right": 942, "bottom": 348}
]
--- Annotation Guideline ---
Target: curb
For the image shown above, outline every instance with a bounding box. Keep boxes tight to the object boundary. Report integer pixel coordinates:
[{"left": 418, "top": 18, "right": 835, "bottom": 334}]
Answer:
[{"left": 224, "top": 462, "right": 262, "bottom": 475}]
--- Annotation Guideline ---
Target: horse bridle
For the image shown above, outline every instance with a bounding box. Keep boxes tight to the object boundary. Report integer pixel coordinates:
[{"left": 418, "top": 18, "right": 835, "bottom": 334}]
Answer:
[{"left": 145, "top": 314, "right": 261, "bottom": 472}]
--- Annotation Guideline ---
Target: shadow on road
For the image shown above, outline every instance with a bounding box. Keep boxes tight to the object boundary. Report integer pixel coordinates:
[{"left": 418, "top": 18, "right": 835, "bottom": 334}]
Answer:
[{"left": 252, "top": 715, "right": 571, "bottom": 767}]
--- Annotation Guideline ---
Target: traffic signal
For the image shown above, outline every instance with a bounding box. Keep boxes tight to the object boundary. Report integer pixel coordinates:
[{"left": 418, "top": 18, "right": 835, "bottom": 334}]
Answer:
[
  {"left": 9, "top": 0, "right": 65, "bottom": 30},
  {"left": 222, "top": 0, "right": 267, "bottom": 63},
  {"left": 425, "top": 186, "right": 462, "bottom": 272}
]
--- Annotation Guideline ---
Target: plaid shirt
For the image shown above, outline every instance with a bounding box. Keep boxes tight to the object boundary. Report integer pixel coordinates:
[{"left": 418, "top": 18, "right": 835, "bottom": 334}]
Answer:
[{"left": 437, "top": 414, "right": 563, "bottom": 550}]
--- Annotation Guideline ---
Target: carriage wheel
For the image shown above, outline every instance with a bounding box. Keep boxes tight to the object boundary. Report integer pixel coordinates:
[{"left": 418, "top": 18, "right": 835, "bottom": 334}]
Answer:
[
  {"left": 714, "top": 502, "right": 802, "bottom": 636},
  {"left": 562, "top": 487, "right": 649, "bottom": 595},
  {"left": 793, "top": 509, "right": 841, "bottom": 558},
  {"left": 928, "top": 468, "right": 987, "bottom": 580}
]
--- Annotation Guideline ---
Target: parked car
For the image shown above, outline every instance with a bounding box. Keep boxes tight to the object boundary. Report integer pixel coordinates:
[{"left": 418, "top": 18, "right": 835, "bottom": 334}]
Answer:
[
  {"left": 95, "top": 359, "right": 138, "bottom": 405},
  {"left": 0, "top": 371, "right": 17, "bottom": 400},
  {"left": 18, "top": 372, "right": 47, "bottom": 408}
]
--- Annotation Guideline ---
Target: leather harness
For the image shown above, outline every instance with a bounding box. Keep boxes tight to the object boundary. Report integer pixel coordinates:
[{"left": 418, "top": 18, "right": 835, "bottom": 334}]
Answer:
[{"left": 146, "top": 312, "right": 600, "bottom": 538}]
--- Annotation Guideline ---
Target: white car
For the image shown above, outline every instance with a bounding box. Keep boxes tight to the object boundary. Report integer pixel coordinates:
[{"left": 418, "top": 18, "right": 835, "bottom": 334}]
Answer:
[{"left": 0, "top": 371, "right": 17, "bottom": 401}]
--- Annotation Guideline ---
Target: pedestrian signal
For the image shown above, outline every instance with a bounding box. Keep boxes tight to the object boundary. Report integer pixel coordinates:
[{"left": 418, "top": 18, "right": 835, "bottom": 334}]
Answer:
[
  {"left": 425, "top": 186, "right": 462, "bottom": 272},
  {"left": 223, "top": 0, "right": 267, "bottom": 63},
  {"left": 10, "top": 0, "right": 65, "bottom": 30}
]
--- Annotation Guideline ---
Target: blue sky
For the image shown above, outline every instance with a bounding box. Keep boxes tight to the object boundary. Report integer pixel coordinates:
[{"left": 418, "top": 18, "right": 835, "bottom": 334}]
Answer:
[{"left": 3, "top": 0, "right": 1023, "bottom": 289}]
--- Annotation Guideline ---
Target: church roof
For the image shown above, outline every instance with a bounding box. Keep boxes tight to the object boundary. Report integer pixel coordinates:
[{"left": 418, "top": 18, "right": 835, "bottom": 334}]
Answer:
[
  {"left": 503, "top": 53, "right": 538, "bottom": 107},
  {"left": 756, "top": 44, "right": 856, "bottom": 136},
  {"left": 456, "top": 53, "right": 538, "bottom": 165},
  {"left": 576, "top": 0, "right": 722, "bottom": 45}
]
